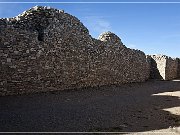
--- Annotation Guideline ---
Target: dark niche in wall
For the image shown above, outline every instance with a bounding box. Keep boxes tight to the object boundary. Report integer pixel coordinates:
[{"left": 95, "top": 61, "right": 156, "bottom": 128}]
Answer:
[{"left": 37, "top": 29, "right": 44, "bottom": 41}]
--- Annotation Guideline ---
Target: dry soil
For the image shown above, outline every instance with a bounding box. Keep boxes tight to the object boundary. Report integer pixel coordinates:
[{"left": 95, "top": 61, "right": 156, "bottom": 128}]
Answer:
[{"left": 0, "top": 79, "right": 180, "bottom": 134}]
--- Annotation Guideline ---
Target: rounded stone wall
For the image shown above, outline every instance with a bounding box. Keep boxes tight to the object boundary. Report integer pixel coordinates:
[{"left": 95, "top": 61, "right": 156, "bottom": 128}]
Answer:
[{"left": 0, "top": 6, "right": 150, "bottom": 96}]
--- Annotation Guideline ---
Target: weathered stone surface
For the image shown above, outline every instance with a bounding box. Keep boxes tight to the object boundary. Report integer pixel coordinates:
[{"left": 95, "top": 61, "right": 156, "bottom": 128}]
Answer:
[
  {"left": 148, "top": 55, "right": 179, "bottom": 80},
  {"left": 177, "top": 58, "right": 180, "bottom": 78},
  {"left": 166, "top": 57, "right": 178, "bottom": 80},
  {"left": 0, "top": 6, "right": 151, "bottom": 96},
  {"left": 98, "top": 31, "right": 125, "bottom": 47}
]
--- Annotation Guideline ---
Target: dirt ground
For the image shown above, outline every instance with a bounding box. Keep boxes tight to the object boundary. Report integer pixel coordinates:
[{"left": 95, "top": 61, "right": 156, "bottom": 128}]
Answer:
[{"left": 0, "top": 79, "right": 179, "bottom": 134}]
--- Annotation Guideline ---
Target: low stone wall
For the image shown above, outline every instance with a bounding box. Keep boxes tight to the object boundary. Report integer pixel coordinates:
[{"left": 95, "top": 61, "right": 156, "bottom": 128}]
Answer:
[
  {"left": 0, "top": 6, "right": 150, "bottom": 96},
  {"left": 148, "top": 55, "right": 178, "bottom": 80}
]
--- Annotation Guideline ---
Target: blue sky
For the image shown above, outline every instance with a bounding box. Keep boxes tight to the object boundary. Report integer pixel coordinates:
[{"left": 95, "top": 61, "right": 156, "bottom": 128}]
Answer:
[{"left": 0, "top": 0, "right": 180, "bottom": 57}]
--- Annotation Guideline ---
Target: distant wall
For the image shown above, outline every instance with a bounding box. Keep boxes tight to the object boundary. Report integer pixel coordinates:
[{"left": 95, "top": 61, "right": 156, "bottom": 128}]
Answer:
[
  {"left": 148, "top": 55, "right": 166, "bottom": 80},
  {"left": 177, "top": 58, "right": 180, "bottom": 78},
  {"left": 148, "top": 55, "right": 178, "bottom": 80},
  {"left": 165, "top": 58, "right": 178, "bottom": 80},
  {"left": 0, "top": 6, "right": 150, "bottom": 96}
]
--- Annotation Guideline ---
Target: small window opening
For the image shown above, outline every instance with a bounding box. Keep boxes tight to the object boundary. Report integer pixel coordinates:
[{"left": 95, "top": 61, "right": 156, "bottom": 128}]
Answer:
[{"left": 38, "top": 29, "right": 44, "bottom": 41}]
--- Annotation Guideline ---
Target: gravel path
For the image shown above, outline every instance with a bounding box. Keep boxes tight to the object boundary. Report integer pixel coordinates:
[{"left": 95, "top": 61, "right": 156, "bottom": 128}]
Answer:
[{"left": 0, "top": 80, "right": 179, "bottom": 134}]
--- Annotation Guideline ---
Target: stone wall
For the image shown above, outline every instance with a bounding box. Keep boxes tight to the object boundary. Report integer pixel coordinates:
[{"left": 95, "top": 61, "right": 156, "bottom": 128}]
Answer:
[
  {"left": 0, "top": 6, "right": 150, "bottom": 96},
  {"left": 148, "top": 55, "right": 178, "bottom": 80},
  {"left": 165, "top": 58, "right": 178, "bottom": 80},
  {"left": 177, "top": 58, "right": 180, "bottom": 78},
  {"left": 147, "top": 55, "right": 166, "bottom": 80}
]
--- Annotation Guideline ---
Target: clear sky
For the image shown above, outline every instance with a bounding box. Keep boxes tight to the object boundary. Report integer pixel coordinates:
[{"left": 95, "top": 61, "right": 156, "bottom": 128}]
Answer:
[{"left": 0, "top": 0, "right": 180, "bottom": 58}]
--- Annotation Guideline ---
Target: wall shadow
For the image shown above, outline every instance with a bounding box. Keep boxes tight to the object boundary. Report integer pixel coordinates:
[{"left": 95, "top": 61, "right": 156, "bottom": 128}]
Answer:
[
  {"left": 149, "top": 58, "right": 163, "bottom": 80},
  {"left": 0, "top": 80, "right": 179, "bottom": 132}
]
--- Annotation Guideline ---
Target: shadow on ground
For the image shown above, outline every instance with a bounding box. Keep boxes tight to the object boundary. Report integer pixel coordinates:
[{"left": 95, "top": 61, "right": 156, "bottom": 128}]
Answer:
[{"left": 0, "top": 79, "right": 179, "bottom": 132}]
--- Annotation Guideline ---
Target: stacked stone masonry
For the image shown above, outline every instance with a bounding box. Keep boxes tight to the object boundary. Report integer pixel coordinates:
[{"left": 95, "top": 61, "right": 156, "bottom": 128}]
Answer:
[
  {"left": 148, "top": 55, "right": 179, "bottom": 80},
  {"left": 177, "top": 58, "right": 180, "bottom": 77},
  {"left": 0, "top": 6, "right": 179, "bottom": 96}
]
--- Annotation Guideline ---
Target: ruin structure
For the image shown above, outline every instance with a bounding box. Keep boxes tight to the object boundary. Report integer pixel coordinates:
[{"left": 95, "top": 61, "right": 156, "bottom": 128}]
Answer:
[
  {"left": 177, "top": 58, "right": 180, "bottom": 77},
  {"left": 0, "top": 6, "right": 150, "bottom": 96},
  {"left": 0, "top": 6, "right": 179, "bottom": 96},
  {"left": 148, "top": 55, "right": 179, "bottom": 80}
]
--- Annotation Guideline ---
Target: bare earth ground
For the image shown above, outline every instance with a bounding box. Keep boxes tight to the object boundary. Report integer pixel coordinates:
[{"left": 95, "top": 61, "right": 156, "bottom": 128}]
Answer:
[{"left": 0, "top": 79, "right": 180, "bottom": 134}]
